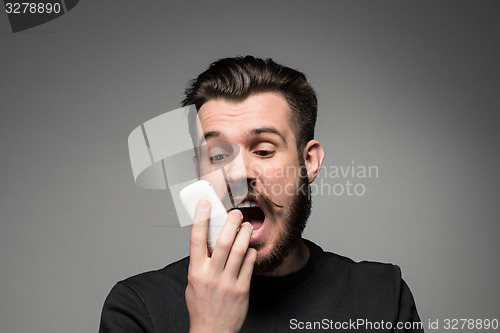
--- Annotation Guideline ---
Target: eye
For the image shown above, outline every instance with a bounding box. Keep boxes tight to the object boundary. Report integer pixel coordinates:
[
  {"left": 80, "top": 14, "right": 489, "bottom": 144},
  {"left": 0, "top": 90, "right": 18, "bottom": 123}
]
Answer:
[
  {"left": 254, "top": 150, "right": 275, "bottom": 157},
  {"left": 210, "top": 153, "right": 230, "bottom": 163},
  {"left": 208, "top": 142, "right": 234, "bottom": 164}
]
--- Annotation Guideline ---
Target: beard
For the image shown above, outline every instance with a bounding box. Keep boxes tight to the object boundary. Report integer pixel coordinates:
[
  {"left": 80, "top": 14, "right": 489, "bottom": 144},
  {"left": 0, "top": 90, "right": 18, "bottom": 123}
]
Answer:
[{"left": 252, "top": 161, "right": 312, "bottom": 274}]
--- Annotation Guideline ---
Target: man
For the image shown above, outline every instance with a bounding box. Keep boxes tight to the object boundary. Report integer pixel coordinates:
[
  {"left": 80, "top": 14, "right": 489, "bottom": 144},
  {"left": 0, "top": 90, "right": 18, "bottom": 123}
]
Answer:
[{"left": 100, "top": 56, "right": 423, "bottom": 332}]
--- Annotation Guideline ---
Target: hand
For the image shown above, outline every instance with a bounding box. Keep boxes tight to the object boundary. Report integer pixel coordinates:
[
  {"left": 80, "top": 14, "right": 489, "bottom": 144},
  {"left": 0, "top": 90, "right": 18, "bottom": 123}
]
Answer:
[{"left": 185, "top": 199, "right": 257, "bottom": 333}]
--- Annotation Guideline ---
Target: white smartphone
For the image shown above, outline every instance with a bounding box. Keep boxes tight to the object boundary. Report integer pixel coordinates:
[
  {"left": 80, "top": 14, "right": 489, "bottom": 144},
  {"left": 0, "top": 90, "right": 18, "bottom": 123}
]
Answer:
[{"left": 179, "top": 180, "right": 228, "bottom": 252}]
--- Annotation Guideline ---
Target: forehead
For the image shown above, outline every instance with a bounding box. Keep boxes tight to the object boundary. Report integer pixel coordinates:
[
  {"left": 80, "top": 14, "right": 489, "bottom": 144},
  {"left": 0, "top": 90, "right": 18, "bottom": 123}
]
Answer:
[{"left": 197, "top": 92, "right": 293, "bottom": 140}]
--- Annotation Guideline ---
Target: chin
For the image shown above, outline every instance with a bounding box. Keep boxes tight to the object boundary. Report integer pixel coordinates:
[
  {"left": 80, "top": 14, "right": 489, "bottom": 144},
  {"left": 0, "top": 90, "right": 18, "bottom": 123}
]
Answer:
[{"left": 251, "top": 240, "right": 274, "bottom": 256}]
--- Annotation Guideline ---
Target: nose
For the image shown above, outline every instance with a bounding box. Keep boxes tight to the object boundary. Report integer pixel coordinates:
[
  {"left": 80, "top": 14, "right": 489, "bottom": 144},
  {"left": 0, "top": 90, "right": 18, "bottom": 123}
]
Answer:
[{"left": 224, "top": 150, "right": 256, "bottom": 197}]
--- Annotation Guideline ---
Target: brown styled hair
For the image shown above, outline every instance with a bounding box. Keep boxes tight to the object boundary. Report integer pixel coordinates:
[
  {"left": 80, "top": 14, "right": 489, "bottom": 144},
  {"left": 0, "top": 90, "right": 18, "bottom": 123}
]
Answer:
[{"left": 182, "top": 56, "right": 317, "bottom": 153}]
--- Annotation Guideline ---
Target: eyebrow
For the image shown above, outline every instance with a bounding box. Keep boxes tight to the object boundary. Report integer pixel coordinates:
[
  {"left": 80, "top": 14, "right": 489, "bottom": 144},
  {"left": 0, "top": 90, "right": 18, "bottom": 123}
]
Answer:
[{"left": 204, "top": 127, "right": 287, "bottom": 145}]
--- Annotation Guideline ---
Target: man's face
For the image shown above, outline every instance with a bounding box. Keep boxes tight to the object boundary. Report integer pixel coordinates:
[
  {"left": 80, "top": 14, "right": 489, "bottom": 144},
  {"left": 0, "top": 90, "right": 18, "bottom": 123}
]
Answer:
[{"left": 197, "top": 92, "right": 311, "bottom": 273}]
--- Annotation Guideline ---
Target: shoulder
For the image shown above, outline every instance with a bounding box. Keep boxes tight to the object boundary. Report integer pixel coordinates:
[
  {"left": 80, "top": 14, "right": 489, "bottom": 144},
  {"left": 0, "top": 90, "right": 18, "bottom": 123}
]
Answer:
[
  {"left": 100, "top": 257, "right": 191, "bottom": 332},
  {"left": 308, "top": 239, "right": 402, "bottom": 283},
  {"left": 321, "top": 250, "right": 402, "bottom": 283},
  {"left": 119, "top": 256, "right": 190, "bottom": 296},
  {"left": 310, "top": 240, "right": 422, "bottom": 326},
  {"left": 308, "top": 240, "right": 405, "bottom": 304}
]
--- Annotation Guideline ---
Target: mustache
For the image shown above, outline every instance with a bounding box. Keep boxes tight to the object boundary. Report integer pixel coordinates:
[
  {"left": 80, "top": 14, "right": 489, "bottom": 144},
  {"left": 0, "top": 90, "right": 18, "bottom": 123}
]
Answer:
[{"left": 221, "top": 187, "right": 284, "bottom": 209}]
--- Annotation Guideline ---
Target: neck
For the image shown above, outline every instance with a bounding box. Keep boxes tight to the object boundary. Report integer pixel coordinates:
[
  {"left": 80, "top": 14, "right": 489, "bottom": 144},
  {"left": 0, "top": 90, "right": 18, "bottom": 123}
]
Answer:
[{"left": 257, "top": 238, "right": 310, "bottom": 277}]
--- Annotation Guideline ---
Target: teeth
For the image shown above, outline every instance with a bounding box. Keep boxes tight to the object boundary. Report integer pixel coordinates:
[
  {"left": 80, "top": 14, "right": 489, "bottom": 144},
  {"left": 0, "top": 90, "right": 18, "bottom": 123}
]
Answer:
[{"left": 234, "top": 200, "right": 258, "bottom": 208}]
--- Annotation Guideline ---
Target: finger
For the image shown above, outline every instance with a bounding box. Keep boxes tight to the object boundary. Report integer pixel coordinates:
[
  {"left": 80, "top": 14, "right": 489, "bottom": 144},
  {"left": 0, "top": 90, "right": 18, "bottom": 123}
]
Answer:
[
  {"left": 224, "top": 222, "right": 253, "bottom": 276},
  {"left": 189, "top": 199, "right": 210, "bottom": 266},
  {"left": 210, "top": 209, "right": 244, "bottom": 271},
  {"left": 237, "top": 248, "right": 257, "bottom": 282}
]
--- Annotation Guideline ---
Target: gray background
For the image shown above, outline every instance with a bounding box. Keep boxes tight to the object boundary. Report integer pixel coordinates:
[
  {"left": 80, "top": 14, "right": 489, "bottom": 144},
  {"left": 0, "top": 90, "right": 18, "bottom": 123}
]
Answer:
[{"left": 1, "top": 1, "right": 499, "bottom": 332}]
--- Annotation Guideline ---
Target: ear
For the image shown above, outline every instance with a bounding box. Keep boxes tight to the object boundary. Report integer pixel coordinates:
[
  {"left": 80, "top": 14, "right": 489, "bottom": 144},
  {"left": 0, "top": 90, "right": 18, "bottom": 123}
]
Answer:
[{"left": 302, "top": 140, "right": 325, "bottom": 183}]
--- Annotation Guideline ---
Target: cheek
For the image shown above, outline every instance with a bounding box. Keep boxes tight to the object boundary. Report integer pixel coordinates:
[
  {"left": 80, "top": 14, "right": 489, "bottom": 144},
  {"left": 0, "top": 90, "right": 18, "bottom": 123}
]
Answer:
[{"left": 257, "top": 163, "right": 301, "bottom": 200}]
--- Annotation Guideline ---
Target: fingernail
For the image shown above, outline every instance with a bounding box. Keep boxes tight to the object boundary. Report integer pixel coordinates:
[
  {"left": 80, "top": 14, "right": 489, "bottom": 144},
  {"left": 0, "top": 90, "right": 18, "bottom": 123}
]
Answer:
[
  {"left": 241, "top": 222, "right": 254, "bottom": 234},
  {"left": 198, "top": 199, "right": 210, "bottom": 210},
  {"left": 230, "top": 209, "right": 242, "bottom": 218}
]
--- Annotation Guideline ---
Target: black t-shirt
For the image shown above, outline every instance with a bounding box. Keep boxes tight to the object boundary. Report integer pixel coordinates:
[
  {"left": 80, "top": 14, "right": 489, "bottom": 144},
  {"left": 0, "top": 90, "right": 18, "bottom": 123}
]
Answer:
[{"left": 99, "top": 239, "right": 423, "bottom": 332}]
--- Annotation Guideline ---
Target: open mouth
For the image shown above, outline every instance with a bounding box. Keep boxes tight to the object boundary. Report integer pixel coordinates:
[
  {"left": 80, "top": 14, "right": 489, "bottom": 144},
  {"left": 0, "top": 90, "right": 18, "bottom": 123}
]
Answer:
[{"left": 229, "top": 199, "right": 265, "bottom": 230}]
